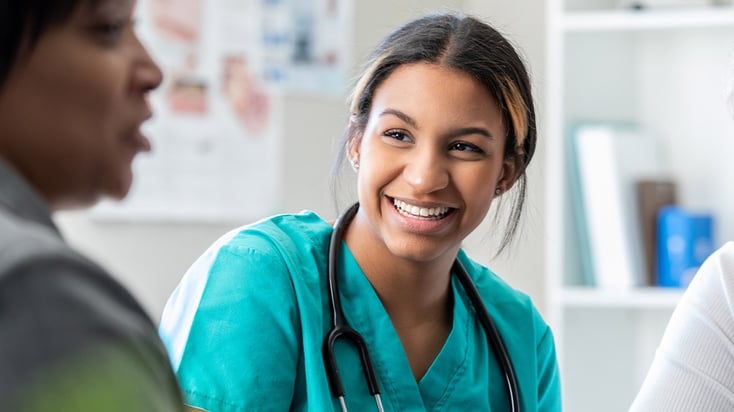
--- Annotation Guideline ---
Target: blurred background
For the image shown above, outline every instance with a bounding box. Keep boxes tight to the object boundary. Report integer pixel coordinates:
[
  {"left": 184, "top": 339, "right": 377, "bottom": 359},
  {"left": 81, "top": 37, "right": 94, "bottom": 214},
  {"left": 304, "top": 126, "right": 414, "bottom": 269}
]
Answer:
[
  {"left": 56, "top": 0, "right": 546, "bottom": 326},
  {"left": 53, "top": 0, "right": 734, "bottom": 410}
]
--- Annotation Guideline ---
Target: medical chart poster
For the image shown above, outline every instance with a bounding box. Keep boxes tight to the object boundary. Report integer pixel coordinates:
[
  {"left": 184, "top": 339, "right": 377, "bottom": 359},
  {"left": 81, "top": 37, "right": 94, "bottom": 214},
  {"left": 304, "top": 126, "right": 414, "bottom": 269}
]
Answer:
[{"left": 93, "top": 0, "right": 351, "bottom": 222}]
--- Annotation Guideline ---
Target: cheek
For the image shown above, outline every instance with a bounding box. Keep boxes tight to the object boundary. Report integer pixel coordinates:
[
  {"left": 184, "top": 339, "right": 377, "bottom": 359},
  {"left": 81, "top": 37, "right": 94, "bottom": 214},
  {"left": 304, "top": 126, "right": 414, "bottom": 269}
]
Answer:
[
  {"left": 359, "top": 149, "right": 403, "bottom": 190},
  {"left": 457, "top": 167, "right": 498, "bottom": 207}
]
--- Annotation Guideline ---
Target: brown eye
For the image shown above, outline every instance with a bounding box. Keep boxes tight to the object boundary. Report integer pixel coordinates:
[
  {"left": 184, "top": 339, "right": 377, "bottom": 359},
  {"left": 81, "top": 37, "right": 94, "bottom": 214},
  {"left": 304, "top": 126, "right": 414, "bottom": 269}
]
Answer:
[
  {"left": 91, "top": 19, "right": 127, "bottom": 45},
  {"left": 384, "top": 129, "right": 411, "bottom": 143},
  {"left": 450, "top": 142, "right": 483, "bottom": 154}
]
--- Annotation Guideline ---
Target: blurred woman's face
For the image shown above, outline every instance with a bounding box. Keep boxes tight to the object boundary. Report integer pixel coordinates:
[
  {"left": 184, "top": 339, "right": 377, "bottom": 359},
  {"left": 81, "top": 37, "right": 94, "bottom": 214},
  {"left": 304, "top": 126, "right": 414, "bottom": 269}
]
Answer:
[{"left": 0, "top": 0, "right": 163, "bottom": 210}]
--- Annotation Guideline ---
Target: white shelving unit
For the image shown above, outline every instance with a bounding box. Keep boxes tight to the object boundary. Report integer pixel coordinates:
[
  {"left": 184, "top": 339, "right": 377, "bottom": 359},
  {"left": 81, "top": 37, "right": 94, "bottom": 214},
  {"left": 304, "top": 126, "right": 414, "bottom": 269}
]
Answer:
[{"left": 545, "top": 1, "right": 734, "bottom": 411}]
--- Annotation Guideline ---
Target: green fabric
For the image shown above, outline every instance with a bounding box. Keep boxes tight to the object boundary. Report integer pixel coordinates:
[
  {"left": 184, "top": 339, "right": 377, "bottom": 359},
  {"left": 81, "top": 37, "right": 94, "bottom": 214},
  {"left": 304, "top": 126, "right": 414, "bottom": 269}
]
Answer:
[
  {"left": 15, "top": 344, "right": 181, "bottom": 412},
  {"left": 163, "top": 211, "right": 561, "bottom": 411}
]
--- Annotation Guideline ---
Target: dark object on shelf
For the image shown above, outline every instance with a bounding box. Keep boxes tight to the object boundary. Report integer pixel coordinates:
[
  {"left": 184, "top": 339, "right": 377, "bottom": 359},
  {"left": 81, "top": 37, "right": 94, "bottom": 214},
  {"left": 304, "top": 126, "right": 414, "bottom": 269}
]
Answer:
[{"left": 637, "top": 179, "right": 677, "bottom": 286}]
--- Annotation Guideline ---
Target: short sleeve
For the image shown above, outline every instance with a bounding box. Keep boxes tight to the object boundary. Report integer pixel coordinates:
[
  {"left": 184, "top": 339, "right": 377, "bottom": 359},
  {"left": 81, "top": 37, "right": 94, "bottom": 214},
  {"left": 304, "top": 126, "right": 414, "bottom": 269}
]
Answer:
[
  {"left": 160, "top": 235, "right": 301, "bottom": 412},
  {"left": 535, "top": 324, "right": 562, "bottom": 412}
]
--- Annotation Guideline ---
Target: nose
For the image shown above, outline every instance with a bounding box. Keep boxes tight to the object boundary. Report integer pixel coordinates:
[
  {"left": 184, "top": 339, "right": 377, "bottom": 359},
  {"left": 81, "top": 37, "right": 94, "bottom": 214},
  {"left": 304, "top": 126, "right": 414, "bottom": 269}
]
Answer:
[
  {"left": 132, "top": 34, "right": 163, "bottom": 93},
  {"left": 403, "top": 146, "right": 449, "bottom": 194}
]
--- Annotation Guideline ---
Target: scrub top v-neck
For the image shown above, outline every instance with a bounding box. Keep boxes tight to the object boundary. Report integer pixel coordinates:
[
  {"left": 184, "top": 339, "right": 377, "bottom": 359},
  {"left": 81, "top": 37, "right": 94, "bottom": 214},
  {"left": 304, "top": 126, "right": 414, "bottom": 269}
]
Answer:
[
  {"left": 158, "top": 211, "right": 561, "bottom": 412},
  {"left": 333, "top": 244, "right": 499, "bottom": 411}
]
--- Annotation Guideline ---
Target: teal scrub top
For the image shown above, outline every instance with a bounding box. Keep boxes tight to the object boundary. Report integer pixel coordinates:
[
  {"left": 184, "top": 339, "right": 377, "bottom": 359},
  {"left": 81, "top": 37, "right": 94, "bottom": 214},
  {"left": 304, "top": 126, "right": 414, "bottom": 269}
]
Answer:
[{"left": 159, "top": 211, "right": 561, "bottom": 411}]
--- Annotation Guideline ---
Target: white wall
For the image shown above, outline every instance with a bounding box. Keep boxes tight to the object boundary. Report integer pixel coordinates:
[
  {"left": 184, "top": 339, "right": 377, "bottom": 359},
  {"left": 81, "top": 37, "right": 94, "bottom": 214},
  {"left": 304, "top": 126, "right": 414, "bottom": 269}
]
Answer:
[
  {"left": 55, "top": 0, "right": 547, "bottom": 321},
  {"left": 462, "top": 0, "right": 547, "bottom": 313}
]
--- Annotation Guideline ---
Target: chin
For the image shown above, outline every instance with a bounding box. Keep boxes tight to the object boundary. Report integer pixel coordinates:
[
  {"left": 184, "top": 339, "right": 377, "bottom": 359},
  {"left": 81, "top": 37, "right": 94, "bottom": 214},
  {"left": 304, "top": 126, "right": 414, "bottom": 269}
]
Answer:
[
  {"left": 388, "top": 240, "right": 448, "bottom": 264},
  {"left": 106, "top": 183, "right": 133, "bottom": 201},
  {"left": 104, "top": 169, "right": 135, "bottom": 200}
]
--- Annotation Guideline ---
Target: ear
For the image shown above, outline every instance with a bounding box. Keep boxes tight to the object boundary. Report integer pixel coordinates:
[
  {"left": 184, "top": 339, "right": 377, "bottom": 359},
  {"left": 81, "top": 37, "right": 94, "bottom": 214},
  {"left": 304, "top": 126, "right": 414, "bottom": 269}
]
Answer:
[
  {"left": 495, "top": 155, "right": 521, "bottom": 195},
  {"left": 346, "top": 116, "right": 362, "bottom": 165}
]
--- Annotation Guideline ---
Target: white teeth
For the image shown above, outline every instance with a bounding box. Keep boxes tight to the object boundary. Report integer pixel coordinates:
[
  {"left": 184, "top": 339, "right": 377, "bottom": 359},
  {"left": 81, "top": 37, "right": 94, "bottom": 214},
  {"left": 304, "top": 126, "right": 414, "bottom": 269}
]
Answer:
[{"left": 393, "top": 199, "right": 450, "bottom": 219}]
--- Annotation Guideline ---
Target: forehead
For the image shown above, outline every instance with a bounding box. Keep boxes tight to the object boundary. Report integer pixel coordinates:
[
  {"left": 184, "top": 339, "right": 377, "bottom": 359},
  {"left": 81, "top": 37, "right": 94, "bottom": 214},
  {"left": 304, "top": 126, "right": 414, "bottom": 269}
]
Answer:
[
  {"left": 77, "top": 0, "right": 135, "bottom": 18},
  {"left": 370, "top": 62, "right": 501, "bottom": 124}
]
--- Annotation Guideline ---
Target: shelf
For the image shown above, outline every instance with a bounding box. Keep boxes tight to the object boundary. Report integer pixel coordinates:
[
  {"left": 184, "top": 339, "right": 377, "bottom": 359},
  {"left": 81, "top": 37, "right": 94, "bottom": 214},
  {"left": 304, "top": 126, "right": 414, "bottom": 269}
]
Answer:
[
  {"left": 562, "top": 7, "right": 734, "bottom": 32},
  {"left": 557, "top": 286, "right": 684, "bottom": 309}
]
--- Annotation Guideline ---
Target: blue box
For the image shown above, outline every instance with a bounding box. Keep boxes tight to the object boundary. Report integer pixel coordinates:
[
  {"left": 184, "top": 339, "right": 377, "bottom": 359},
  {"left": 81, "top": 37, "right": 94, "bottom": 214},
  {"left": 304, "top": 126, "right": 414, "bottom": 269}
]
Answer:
[{"left": 657, "top": 206, "right": 714, "bottom": 288}]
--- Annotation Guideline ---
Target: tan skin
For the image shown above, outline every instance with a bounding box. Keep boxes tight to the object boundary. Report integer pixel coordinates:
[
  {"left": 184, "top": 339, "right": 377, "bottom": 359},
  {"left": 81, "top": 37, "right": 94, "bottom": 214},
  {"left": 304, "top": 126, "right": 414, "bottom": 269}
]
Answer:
[{"left": 344, "top": 63, "right": 518, "bottom": 380}]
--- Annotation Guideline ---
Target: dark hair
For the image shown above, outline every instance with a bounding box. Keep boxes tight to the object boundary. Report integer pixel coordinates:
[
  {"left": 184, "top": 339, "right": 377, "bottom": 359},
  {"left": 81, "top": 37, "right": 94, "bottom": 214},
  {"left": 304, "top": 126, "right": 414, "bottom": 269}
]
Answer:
[
  {"left": 330, "top": 12, "right": 536, "bottom": 255},
  {"left": 0, "top": 0, "right": 91, "bottom": 89}
]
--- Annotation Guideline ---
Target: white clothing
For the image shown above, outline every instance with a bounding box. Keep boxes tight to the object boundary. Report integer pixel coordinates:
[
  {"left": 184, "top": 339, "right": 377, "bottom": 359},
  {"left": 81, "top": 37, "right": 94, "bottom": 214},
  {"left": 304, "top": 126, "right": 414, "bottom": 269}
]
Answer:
[{"left": 630, "top": 242, "right": 734, "bottom": 411}]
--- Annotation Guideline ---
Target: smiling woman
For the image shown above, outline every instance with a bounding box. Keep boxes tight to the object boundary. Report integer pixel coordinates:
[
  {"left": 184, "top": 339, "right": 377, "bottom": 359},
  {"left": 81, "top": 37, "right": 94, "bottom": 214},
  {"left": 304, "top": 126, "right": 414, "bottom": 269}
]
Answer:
[
  {"left": 0, "top": 0, "right": 183, "bottom": 411},
  {"left": 159, "top": 11, "right": 561, "bottom": 412}
]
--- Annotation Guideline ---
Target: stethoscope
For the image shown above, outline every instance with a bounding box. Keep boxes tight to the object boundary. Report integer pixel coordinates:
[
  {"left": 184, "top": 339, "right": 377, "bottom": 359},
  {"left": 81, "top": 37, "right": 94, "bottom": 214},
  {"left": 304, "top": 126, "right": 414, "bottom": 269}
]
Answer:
[{"left": 323, "top": 203, "right": 520, "bottom": 412}]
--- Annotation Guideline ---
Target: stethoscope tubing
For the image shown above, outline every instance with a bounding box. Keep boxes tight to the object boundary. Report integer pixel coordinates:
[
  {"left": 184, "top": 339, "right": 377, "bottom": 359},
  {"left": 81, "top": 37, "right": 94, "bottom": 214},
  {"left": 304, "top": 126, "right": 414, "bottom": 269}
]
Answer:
[
  {"left": 323, "top": 203, "right": 519, "bottom": 412},
  {"left": 324, "top": 203, "right": 384, "bottom": 411},
  {"left": 451, "top": 259, "right": 520, "bottom": 411}
]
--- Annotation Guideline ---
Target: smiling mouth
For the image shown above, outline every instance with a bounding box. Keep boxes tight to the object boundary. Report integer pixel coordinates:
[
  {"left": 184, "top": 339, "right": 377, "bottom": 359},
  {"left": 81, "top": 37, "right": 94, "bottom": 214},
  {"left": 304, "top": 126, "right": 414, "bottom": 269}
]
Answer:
[{"left": 392, "top": 198, "right": 454, "bottom": 220}]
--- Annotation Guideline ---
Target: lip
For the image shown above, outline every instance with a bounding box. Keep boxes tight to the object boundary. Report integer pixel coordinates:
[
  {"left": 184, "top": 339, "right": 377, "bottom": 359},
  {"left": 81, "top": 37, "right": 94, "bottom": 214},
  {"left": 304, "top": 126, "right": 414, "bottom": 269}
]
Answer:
[
  {"left": 385, "top": 196, "right": 458, "bottom": 234},
  {"left": 134, "top": 129, "right": 152, "bottom": 152},
  {"left": 136, "top": 111, "right": 154, "bottom": 151}
]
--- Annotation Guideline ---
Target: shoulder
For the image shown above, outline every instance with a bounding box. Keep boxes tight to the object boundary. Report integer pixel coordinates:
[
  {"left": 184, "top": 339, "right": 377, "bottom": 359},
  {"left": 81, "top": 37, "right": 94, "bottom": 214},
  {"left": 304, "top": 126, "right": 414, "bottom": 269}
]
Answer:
[
  {"left": 0, "top": 208, "right": 159, "bottom": 345},
  {"left": 194, "top": 210, "right": 333, "bottom": 286},
  {"left": 160, "top": 213, "right": 332, "bottom": 410},
  {"left": 209, "top": 210, "right": 331, "bottom": 257},
  {"left": 0, "top": 205, "right": 146, "bottom": 319},
  {"left": 160, "top": 211, "right": 332, "bottom": 362},
  {"left": 693, "top": 241, "right": 734, "bottom": 284},
  {"left": 456, "top": 250, "right": 560, "bottom": 408},
  {"left": 0, "top": 215, "right": 182, "bottom": 410},
  {"left": 456, "top": 250, "right": 550, "bottom": 339},
  {"left": 457, "top": 250, "right": 534, "bottom": 309},
  {"left": 680, "top": 241, "right": 734, "bottom": 310},
  {"left": 629, "top": 242, "right": 734, "bottom": 411},
  {"left": 0, "top": 205, "right": 148, "bottom": 321},
  {"left": 236, "top": 210, "right": 332, "bottom": 252},
  {"left": 0, "top": 206, "right": 71, "bottom": 277},
  {"left": 165, "top": 210, "right": 332, "bottom": 294}
]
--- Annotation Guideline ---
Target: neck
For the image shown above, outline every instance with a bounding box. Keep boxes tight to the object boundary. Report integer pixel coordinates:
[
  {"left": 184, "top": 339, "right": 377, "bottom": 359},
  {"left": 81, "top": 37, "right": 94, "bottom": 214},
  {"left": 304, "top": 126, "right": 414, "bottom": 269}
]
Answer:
[
  {"left": 342, "top": 210, "right": 457, "bottom": 380},
  {"left": 343, "top": 219, "right": 456, "bottom": 321}
]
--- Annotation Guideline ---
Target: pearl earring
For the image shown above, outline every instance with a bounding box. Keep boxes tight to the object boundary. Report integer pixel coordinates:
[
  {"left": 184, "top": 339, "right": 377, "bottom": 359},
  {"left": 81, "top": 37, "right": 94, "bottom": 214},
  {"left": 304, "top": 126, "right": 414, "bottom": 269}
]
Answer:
[
  {"left": 350, "top": 158, "right": 360, "bottom": 171},
  {"left": 495, "top": 188, "right": 502, "bottom": 196}
]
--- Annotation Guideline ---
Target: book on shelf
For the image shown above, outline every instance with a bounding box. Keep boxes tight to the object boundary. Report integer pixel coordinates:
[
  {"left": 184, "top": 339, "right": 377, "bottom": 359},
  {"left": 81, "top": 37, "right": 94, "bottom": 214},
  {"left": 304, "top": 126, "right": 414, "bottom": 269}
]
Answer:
[
  {"left": 637, "top": 179, "right": 678, "bottom": 286},
  {"left": 569, "top": 122, "right": 668, "bottom": 289}
]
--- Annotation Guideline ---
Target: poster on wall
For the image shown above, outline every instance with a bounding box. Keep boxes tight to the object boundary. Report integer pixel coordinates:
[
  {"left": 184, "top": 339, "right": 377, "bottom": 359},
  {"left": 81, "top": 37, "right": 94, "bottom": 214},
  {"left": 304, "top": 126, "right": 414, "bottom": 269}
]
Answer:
[{"left": 92, "top": 0, "right": 351, "bottom": 222}]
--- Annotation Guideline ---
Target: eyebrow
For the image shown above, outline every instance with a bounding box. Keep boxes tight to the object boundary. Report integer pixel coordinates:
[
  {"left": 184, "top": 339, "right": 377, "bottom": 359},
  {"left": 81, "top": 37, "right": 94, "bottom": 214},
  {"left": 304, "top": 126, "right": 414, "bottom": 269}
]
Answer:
[
  {"left": 379, "top": 108, "right": 494, "bottom": 140},
  {"left": 89, "top": 0, "right": 130, "bottom": 17},
  {"left": 380, "top": 108, "right": 418, "bottom": 128}
]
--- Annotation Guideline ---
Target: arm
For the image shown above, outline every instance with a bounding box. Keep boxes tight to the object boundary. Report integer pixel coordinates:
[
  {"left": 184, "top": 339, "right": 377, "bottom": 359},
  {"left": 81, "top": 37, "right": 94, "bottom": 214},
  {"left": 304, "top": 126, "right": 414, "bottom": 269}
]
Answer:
[
  {"left": 160, "top": 240, "right": 301, "bottom": 412},
  {"left": 630, "top": 243, "right": 734, "bottom": 411},
  {"left": 0, "top": 253, "right": 183, "bottom": 412},
  {"left": 536, "top": 324, "right": 562, "bottom": 412}
]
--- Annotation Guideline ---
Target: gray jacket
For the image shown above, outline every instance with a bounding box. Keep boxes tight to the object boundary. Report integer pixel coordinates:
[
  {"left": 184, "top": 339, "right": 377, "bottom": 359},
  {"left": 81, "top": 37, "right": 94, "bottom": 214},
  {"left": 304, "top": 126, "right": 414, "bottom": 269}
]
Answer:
[{"left": 0, "top": 159, "right": 183, "bottom": 411}]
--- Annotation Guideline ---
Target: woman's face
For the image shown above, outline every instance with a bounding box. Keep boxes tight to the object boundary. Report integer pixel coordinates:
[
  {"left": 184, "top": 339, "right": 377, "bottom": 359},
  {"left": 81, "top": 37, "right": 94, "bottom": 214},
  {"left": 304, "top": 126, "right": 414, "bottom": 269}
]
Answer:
[
  {"left": 349, "top": 62, "right": 515, "bottom": 266},
  {"left": 0, "top": 0, "right": 162, "bottom": 209}
]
